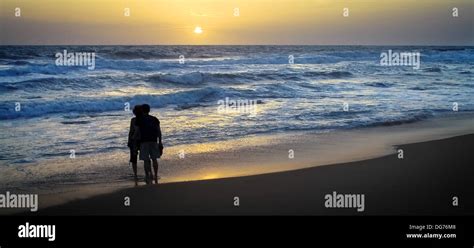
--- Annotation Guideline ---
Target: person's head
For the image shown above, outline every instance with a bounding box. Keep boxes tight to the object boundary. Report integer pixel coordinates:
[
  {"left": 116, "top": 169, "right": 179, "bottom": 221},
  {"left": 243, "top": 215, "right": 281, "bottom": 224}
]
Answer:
[
  {"left": 142, "top": 104, "right": 151, "bottom": 115},
  {"left": 132, "top": 105, "right": 143, "bottom": 117}
]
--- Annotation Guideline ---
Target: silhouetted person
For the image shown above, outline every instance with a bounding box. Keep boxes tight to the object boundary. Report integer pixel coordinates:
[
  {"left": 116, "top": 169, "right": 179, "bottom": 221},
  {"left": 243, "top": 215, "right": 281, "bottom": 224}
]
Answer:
[
  {"left": 137, "top": 104, "right": 163, "bottom": 184},
  {"left": 127, "top": 105, "right": 143, "bottom": 186}
]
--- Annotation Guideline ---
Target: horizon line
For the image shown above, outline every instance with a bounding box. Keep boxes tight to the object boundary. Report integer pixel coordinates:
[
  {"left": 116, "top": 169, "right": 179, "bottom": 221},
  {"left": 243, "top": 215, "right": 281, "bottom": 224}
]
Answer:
[{"left": 1, "top": 44, "right": 473, "bottom": 47}]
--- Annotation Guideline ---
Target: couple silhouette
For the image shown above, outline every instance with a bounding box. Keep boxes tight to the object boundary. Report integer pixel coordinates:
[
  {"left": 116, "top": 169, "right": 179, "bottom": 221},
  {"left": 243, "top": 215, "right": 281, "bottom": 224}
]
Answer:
[{"left": 127, "top": 104, "right": 163, "bottom": 185}]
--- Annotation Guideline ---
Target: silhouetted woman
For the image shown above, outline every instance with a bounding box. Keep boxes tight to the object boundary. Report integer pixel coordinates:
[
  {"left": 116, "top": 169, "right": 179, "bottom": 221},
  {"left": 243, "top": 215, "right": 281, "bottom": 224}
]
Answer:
[{"left": 127, "top": 105, "right": 143, "bottom": 185}]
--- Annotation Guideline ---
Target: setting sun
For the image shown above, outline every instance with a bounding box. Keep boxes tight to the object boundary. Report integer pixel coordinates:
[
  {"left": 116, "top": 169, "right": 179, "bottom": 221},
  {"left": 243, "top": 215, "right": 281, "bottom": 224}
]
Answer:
[{"left": 193, "top": 26, "right": 203, "bottom": 34}]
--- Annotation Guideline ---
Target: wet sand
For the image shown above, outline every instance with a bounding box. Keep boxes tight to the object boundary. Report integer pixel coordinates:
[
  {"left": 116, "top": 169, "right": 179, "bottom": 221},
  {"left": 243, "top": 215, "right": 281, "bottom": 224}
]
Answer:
[{"left": 31, "top": 132, "right": 474, "bottom": 215}]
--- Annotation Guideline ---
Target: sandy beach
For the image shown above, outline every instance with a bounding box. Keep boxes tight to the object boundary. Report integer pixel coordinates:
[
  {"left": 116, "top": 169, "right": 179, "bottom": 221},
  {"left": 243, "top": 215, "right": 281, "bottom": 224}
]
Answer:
[{"left": 14, "top": 114, "right": 474, "bottom": 215}]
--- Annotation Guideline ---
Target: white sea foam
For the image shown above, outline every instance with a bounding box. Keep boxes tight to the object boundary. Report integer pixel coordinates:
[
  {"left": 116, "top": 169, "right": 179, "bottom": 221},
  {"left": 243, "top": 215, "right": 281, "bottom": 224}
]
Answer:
[{"left": 0, "top": 45, "right": 473, "bottom": 168}]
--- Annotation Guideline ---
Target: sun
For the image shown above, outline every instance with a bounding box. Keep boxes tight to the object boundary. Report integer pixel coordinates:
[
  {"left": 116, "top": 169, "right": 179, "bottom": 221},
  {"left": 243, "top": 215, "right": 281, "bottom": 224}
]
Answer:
[{"left": 193, "top": 26, "right": 203, "bottom": 34}]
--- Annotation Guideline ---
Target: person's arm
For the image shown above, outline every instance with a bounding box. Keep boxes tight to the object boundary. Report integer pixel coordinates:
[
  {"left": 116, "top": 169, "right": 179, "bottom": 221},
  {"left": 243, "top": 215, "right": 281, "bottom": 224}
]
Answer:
[
  {"left": 128, "top": 118, "right": 135, "bottom": 147},
  {"left": 156, "top": 118, "right": 162, "bottom": 144}
]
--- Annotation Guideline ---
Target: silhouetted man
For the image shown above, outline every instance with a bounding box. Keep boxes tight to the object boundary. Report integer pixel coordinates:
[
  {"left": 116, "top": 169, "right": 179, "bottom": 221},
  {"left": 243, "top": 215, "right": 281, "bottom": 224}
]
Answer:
[{"left": 137, "top": 104, "right": 163, "bottom": 184}]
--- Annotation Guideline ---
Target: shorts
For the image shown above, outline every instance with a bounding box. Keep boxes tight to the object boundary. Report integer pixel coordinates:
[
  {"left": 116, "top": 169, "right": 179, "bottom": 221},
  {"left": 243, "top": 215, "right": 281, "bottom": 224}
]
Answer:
[{"left": 139, "top": 142, "right": 160, "bottom": 161}]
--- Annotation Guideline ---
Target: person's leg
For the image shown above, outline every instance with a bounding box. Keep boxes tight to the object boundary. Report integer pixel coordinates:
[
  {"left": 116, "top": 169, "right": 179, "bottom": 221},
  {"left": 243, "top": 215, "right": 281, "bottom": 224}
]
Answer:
[
  {"left": 130, "top": 147, "right": 138, "bottom": 185},
  {"left": 149, "top": 142, "right": 160, "bottom": 184},
  {"left": 140, "top": 142, "right": 152, "bottom": 184},
  {"left": 152, "top": 159, "right": 159, "bottom": 183},
  {"left": 144, "top": 159, "right": 152, "bottom": 184},
  {"left": 132, "top": 162, "right": 138, "bottom": 185},
  {"left": 131, "top": 162, "right": 137, "bottom": 176}
]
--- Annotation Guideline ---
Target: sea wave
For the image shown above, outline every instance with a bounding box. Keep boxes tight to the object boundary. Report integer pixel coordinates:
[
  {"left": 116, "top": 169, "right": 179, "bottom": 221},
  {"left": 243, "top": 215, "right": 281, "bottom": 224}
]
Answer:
[
  {"left": 1, "top": 45, "right": 473, "bottom": 170},
  {"left": 2, "top": 77, "right": 104, "bottom": 91},
  {"left": 0, "top": 84, "right": 18, "bottom": 92},
  {"left": 363, "top": 82, "right": 395, "bottom": 88},
  {"left": 146, "top": 70, "right": 353, "bottom": 85},
  {"left": 0, "top": 87, "right": 231, "bottom": 119}
]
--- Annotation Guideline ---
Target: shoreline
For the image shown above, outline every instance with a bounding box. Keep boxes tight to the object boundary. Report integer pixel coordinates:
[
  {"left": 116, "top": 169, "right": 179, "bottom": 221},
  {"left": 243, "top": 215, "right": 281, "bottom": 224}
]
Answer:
[
  {"left": 27, "top": 133, "right": 474, "bottom": 215},
  {"left": 0, "top": 113, "right": 473, "bottom": 214}
]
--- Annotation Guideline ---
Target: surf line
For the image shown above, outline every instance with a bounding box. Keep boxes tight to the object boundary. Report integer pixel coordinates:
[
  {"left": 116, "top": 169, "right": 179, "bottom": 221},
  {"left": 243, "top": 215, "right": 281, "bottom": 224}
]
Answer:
[{"left": 0, "top": 191, "right": 38, "bottom": 212}]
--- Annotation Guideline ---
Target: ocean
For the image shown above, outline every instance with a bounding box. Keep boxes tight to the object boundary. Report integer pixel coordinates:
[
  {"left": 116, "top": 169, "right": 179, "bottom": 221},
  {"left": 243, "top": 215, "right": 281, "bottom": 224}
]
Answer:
[{"left": 0, "top": 45, "right": 473, "bottom": 188}]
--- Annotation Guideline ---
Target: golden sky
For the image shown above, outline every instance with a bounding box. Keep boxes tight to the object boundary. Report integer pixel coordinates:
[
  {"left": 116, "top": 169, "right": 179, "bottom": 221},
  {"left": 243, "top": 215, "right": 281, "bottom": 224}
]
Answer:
[{"left": 1, "top": 0, "right": 472, "bottom": 45}]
